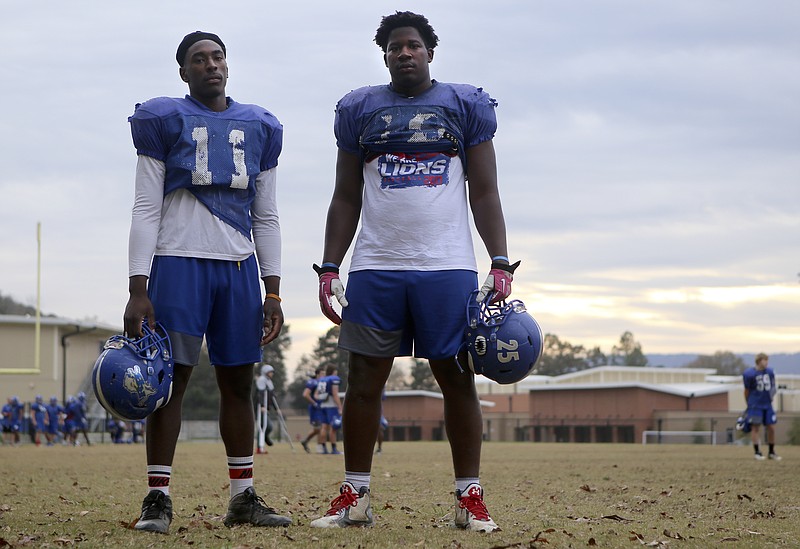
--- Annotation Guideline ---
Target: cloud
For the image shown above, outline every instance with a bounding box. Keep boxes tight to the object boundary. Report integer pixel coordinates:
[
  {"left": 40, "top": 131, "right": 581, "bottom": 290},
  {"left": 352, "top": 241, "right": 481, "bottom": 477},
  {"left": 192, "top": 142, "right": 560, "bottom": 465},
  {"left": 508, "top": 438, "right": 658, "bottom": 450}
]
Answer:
[{"left": 1, "top": 0, "right": 798, "bottom": 375}]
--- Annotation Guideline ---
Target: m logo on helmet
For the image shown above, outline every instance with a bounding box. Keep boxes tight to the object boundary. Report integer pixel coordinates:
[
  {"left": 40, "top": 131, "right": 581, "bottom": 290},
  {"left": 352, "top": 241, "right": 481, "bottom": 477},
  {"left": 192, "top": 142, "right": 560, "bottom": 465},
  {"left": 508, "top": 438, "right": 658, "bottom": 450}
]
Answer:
[{"left": 474, "top": 335, "right": 487, "bottom": 356}]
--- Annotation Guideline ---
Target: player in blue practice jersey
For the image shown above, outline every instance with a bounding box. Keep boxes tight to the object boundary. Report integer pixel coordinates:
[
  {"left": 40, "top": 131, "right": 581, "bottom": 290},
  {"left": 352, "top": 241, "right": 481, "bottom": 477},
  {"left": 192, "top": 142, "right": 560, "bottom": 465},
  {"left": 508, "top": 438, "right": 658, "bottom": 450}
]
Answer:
[
  {"left": 312, "top": 11, "right": 514, "bottom": 532},
  {"left": 30, "top": 395, "right": 47, "bottom": 446},
  {"left": 743, "top": 353, "right": 781, "bottom": 460},
  {"left": 315, "top": 364, "right": 343, "bottom": 455},
  {"left": 300, "top": 367, "right": 324, "bottom": 453},
  {"left": 123, "top": 31, "right": 290, "bottom": 534},
  {"left": 72, "top": 392, "right": 92, "bottom": 446},
  {"left": 45, "top": 396, "right": 63, "bottom": 446},
  {"left": 2, "top": 397, "right": 22, "bottom": 446}
]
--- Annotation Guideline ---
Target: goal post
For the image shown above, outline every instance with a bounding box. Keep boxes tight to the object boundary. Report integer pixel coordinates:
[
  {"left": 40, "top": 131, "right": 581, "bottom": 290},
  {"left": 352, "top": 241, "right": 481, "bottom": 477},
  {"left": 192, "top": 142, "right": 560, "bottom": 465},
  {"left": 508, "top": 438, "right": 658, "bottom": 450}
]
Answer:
[{"left": 642, "top": 430, "right": 717, "bottom": 445}]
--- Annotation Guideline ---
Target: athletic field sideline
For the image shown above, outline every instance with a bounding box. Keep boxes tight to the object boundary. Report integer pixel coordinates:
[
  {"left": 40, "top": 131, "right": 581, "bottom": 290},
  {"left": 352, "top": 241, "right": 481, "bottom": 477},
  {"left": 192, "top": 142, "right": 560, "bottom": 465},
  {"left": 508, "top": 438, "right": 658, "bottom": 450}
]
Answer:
[{"left": 1, "top": 442, "right": 797, "bottom": 548}]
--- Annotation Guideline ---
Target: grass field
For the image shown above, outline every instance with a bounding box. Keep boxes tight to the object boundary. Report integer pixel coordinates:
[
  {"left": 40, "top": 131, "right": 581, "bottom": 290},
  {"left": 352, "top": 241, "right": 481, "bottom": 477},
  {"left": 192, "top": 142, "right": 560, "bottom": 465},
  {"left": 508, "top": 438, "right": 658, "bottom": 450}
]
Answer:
[{"left": 1, "top": 441, "right": 797, "bottom": 548}]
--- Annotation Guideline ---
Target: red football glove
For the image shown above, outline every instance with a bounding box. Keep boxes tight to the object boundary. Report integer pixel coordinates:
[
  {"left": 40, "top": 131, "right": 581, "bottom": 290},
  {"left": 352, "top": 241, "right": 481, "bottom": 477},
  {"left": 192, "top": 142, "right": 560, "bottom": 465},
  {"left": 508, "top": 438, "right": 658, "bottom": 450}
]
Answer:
[
  {"left": 477, "top": 260, "right": 521, "bottom": 304},
  {"left": 313, "top": 263, "right": 348, "bottom": 325}
]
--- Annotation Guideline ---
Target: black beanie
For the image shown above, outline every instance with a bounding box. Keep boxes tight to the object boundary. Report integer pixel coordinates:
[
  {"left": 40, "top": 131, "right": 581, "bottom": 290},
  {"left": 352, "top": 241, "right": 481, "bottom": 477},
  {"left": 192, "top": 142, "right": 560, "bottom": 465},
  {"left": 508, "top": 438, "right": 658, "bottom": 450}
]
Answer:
[{"left": 176, "top": 31, "right": 226, "bottom": 65}]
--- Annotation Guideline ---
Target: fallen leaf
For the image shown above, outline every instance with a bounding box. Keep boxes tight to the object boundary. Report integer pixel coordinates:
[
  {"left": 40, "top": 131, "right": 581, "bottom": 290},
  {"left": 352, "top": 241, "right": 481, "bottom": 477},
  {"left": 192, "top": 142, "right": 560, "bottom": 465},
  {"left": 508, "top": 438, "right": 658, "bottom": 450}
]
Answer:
[
  {"left": 601, "top": 514, "right": 632, "bottom": 522},
  {"left": 663, "top": 529, "right": 684, "bottom": 540}
]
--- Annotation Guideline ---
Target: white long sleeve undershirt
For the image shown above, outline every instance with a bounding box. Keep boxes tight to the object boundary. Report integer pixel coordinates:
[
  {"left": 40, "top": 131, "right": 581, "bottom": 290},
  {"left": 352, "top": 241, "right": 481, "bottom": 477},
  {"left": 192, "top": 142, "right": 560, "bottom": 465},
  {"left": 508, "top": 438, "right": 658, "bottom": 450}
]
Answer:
[{"left": 128, "top": 155, "right": 281, "bottom": 279}]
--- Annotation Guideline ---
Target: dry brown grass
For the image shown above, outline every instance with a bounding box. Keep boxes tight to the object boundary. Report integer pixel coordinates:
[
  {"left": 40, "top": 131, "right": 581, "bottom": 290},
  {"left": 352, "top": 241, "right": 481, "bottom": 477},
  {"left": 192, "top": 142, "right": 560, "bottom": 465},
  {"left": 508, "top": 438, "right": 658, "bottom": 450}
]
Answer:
[{"left": 1, "top": 441, "right": 798, "bottom": 548}]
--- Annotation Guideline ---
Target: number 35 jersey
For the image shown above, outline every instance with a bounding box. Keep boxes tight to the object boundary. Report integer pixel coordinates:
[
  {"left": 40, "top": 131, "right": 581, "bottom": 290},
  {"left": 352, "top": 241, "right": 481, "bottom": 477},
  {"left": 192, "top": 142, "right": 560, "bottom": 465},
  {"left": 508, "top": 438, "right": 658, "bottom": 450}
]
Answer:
[
  {"left": 129, "top": 95, "right": 282, "bottom": 238},
  {"left": 334, "top": 81, "right": 498, "bottom": 272}
]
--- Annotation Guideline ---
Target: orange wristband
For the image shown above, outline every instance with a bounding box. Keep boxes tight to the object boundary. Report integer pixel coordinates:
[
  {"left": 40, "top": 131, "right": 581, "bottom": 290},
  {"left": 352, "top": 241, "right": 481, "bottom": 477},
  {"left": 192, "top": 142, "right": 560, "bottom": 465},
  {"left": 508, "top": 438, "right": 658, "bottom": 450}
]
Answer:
[{"left": 265, "top": 293, "right": 282, "bottom": 302}]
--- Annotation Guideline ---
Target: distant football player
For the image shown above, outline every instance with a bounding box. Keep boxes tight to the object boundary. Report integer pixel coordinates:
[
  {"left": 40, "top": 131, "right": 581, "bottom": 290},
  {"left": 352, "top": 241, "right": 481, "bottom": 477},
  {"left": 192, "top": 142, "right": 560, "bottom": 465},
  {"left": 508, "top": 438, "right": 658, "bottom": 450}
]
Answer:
[
  {"left": 2, "top": 396, "right": 22, "bottom": 446},
  {"left": 300, "top": 366, "right": 324, "bottom": 453},
  {"left": 44, "top": 396, "right": 63, "bottom": 446},
  {"left": 62, "top": 395, "right": 77, "bottom": 445},
  {"left": 123, "top": 31, "right": 290, "bottom": 533},
  {"left": 30, "top": 395, "right": 47, "bottom": 446},
  {"left": 254, "top": 364, "right": 275, "bottom": 452},
  {"left": 743, "top": 353, "right": 781, "bottom": 460},
  {"left": 311, "top": 11, "right": 515, "bottom": 531},
  {"left": 73, "top": 392, "right": 92, "bottom": 446},
  {"left": 314, "top": 364, "right": 343, "bottom": 455}
]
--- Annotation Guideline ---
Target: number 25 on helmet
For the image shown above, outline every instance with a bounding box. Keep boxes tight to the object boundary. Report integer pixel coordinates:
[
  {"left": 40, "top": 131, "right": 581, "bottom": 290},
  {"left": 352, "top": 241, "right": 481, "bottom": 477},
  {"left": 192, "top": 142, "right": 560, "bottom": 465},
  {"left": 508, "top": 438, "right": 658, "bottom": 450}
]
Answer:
[
  {"left": 463, "top": 291, "right": 543, "bottom": 384},
  {"left": 92, "top": 322, "right": 174, "bottom": 421}
]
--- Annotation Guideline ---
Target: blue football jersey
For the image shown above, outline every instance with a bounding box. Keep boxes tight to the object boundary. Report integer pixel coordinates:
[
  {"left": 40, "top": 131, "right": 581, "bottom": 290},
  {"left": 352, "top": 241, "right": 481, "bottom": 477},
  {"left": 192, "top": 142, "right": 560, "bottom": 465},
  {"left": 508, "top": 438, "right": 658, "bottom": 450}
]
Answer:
[
  {"left": 1, "top": 404, "right": 10, "bottom": 428},
  {"left": 305, "top": 377, "right": 319, "bottom": 394},
  {"left": 129, "top": 95, "right": 283, "bottom": 237},
  {"left": 46, "top": 404, "right": 63, "bottom": 425},
  {"left": 335, "top": 81, "right": 497, "bottom": 170},
  {"left": 32, "top": 403, "right": 46, "bottom": 426},
  {"left": 743, "top": 367, "right": 776, "bottom": 409},
  {"left": 315, "top": 375, "right": 341, "bottom": 405}
]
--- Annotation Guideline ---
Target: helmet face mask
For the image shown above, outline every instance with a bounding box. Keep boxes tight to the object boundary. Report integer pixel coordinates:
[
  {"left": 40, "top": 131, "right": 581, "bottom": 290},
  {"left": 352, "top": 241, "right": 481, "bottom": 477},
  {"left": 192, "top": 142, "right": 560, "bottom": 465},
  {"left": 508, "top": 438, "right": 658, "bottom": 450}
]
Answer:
[
  {"left": 92, "top": 323, "right": 174, "bottom": 421},
  {"left": 463, "top": 291, "right": 543, "bottom": 384}
]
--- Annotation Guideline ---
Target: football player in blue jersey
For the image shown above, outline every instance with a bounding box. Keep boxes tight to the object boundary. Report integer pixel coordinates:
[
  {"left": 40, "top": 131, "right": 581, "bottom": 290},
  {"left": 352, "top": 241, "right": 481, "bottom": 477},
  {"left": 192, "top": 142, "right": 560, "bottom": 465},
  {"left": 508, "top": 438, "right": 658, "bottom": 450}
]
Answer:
[
  {"left": 44, "top": 396, "right": 63, "bottom": 446},
  {"left": 300, "top": 367, "right": 324, "bottom": 453},
  {"left": 743, "top": 353, "right": 781, "bottom": 461},
  {"left": 30, "top": 395, "right": 47, "bottom": 446},
  {"left": 2, "top": 396, "right": 20, "bottom": 446},
  {"left": 123, "top": 31, "right": 290, "bottom": 534},
  {"left": 315, "top": 364, "right": 343, "bottom": 455},
  {"left": 311, "top": 11, "right": 514, "bottom": 531},
  {"left": 73, "top": 392, "right": 92, "bottom": 446}
]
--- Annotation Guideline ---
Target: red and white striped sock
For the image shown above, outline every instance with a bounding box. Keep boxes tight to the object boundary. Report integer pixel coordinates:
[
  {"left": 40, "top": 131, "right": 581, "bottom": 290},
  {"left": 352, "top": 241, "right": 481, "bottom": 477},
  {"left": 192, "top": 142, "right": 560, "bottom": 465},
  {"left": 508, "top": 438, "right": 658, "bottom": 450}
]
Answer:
[
  {"left": 147, "top": 465, "right": 172, "bottom": 496},
  {"left": 227, "top": 455, "right": 254, "bottom": 497}
]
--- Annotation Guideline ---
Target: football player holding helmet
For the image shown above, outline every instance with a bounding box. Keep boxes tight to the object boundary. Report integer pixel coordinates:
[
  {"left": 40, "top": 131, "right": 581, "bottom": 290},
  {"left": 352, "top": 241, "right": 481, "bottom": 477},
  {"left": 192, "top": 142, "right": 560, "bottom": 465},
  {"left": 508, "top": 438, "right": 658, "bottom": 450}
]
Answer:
[
  {"left": 92, "top": 322, "right": 174, "bottom": 421},
  {"left": 462, "top": 290, "right": 543, "bottom": 384}
]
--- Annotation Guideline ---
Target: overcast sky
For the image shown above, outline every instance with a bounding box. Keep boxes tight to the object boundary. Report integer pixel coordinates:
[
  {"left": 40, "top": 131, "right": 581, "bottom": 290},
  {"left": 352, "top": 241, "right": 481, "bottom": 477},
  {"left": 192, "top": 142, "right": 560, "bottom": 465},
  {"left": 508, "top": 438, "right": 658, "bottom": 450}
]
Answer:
[{"left": 2, "top": 0, "right": 798, "bottom": 373}]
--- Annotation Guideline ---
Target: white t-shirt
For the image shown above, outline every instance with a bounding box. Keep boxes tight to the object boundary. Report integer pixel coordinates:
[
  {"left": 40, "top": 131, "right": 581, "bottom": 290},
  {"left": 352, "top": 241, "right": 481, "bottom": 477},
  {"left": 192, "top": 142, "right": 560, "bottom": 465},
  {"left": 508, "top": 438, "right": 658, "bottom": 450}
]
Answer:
[{"left": 350, "top": 153, "right": 476, "bottom": 272}]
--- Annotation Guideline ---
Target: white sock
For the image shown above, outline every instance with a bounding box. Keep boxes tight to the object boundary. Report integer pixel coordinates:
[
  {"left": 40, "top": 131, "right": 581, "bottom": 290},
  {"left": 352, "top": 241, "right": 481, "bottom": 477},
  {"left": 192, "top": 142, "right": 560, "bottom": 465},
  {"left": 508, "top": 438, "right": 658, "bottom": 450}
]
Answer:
[
  {"left": 345, "top": 471, "right": 371, "bottom": 492},
  {"left": 456, "top": 477, "right": 480, "bottom": 495}
]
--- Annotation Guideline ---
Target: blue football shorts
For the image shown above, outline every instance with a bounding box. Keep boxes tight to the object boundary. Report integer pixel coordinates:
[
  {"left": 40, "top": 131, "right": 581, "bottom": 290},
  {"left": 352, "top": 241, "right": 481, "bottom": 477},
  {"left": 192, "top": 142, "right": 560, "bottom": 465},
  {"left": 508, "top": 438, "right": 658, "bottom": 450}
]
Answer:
[
  {"left": 339, "top": 270, "right": 478, "bottom": 360},
  {"left": 320, "top": 407, "right": 340, "bottom": 425},
  {"left": 308, "top": 404, "right": 323, "bottom": 426},
  {"left": 148, "top": 255, "right": 263, "bottom": 367},
  {"left": 746, "top": 406, "right": 777, "bottom": 426}
]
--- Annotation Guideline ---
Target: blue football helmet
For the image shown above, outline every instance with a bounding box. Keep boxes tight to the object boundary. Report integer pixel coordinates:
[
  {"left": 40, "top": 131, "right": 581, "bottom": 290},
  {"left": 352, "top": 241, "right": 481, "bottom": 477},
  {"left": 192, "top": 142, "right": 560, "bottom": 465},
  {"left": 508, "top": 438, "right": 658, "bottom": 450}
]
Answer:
[
  {"left": 92, "top": 322, "right": 174, "bottom": 421},
  {"left": 736, "top": 410, "right": 751, "bottom": 433},
  {"left": 462, "top": 290, "right": 544, "bottom": 384},
  {"left": 331, "top": 414, "right": 343, "bottom": 430}
]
